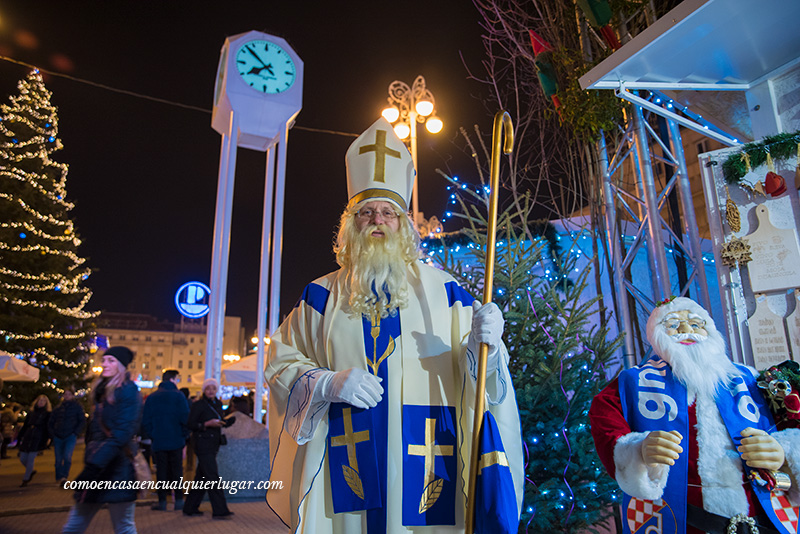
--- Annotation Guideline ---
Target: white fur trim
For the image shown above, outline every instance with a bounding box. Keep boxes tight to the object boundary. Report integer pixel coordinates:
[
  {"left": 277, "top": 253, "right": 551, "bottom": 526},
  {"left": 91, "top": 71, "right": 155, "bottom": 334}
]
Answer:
[
  {"left": 614, "top": 432, "right": 669, "bottom": 500},
  {"left": 694, "top": 391, "right": 750, "bottom": 516},
  {"left": 773, "top": 428, "right": 800, "bottom": 505}
]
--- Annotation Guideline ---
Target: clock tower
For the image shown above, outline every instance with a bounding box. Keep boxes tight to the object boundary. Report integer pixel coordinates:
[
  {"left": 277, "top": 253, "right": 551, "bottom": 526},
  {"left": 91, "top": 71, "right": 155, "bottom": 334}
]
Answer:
[
  {"left": 212, "top": 31, "right": 303, "bottom": 149},
  {"left": 207, "top": 31, "right": 303, "bottom": 422}
]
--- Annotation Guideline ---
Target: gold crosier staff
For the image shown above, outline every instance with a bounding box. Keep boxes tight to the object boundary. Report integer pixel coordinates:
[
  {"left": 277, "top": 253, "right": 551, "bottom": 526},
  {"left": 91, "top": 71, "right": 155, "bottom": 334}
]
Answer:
[{"left": 465, "top": 111, "right": 514, "bottom": 534}]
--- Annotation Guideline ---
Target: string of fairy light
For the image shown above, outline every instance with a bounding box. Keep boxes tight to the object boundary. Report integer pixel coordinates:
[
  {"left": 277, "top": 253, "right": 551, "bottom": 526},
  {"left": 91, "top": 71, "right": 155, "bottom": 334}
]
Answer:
[
  {"left": 1, "top": 168, "right": 72, "bottom": 207},
  {"left": 0, "top": 70, "right": 97, "bottom": 395}
]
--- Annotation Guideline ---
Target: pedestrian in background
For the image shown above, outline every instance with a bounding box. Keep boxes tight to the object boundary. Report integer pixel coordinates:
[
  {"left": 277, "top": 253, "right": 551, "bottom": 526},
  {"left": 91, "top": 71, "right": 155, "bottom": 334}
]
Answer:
[
  {"left": 1, "top": 402, "right": 21, "bottom": 459},
  {"left": 48, "top": 388, "right": 86, "bottom": 484},
  {"left": 17, "top": 394, "right": 51, "bottom": 487},
  {"left": 180, "top": 387, "right": 195, "bottom": 475},
  {"left": 142, "top": 369, "right": 189, "bottom": 511},
  {"left": 62, "top": 346, "right": 142, "bottom": 534},
  {"left": 182, "top": 378, "right": 233, "bottom": 519}
]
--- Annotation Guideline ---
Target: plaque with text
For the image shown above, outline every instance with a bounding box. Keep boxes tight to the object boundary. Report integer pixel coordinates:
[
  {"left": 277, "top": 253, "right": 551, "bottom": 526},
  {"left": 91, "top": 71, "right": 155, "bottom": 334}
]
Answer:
[
  {"left": 748, "top": 296, "right": 791, "bottom": 370},
  {"left": 745, "top": 205, "right": 800, "bottom": 293}
]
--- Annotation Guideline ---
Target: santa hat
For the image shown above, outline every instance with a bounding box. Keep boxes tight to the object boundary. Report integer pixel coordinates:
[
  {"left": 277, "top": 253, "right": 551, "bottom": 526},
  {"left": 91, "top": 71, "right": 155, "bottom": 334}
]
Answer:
[
  {"left": 345, "top": 117, "right": 415, "bottom": 212},
  {"left": 645, "top": 297, "right": 716, "bottom": 345}
]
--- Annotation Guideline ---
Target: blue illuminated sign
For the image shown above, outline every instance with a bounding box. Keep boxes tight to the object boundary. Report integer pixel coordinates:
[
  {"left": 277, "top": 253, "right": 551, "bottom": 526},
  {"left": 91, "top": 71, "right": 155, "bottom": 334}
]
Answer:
[{"left": 175, "top": 282, "right": 211, "bottom": 318}]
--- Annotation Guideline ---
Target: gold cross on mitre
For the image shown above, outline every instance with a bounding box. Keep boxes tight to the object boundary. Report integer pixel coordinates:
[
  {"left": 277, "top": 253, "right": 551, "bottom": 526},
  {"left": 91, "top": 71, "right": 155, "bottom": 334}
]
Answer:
[
  {"left": 345, "top": 117, "right": 415, "bottom": 211},
  {"left": 359, "top": 129, "right": 401, "bottom": 183},
  {"left": 407, "top": 417, "right": 454, "bottom": 489},
  {"left": 330, "top": 407, "right": 370, "bottom": 472}
]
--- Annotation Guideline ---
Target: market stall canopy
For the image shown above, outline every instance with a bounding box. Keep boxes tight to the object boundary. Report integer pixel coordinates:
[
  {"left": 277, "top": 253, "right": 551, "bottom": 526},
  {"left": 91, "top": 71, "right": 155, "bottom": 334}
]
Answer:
[
  {"left": 190, "top": 354, "right": 259, "bottom": 387},
  {"left": 579, "top": 0, "right": 800, "bottom": 142},
  {"left": 0, "top": 352, "right": 40, "bottom": 382}
]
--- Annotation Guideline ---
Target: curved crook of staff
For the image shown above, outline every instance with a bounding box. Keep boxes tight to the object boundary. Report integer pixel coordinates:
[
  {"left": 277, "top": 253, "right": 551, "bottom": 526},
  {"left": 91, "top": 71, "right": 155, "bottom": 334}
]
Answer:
[{"left": 465, "top": 110, "right": 513, "bottom": 534}]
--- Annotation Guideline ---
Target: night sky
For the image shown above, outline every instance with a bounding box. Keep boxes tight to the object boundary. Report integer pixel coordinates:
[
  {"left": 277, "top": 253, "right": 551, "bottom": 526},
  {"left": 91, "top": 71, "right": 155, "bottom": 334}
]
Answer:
[{"left": 0, "top": 1, "right": 495, "bottom": 334}]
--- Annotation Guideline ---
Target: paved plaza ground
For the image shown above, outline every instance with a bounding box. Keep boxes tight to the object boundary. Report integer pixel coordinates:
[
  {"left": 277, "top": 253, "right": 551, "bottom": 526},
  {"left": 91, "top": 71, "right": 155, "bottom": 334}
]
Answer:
[{"left": 0, "top": 441, "right": 288, "bottom": 533}]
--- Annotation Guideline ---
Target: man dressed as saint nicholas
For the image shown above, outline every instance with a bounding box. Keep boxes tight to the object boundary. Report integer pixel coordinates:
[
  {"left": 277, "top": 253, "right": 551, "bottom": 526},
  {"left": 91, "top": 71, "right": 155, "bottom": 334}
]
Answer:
[
  {"left": 590, "top": 297, "right": 800, "bottom": 534},
  {"left": 264, "top": 118, "right": 524, "bottom": 533}
]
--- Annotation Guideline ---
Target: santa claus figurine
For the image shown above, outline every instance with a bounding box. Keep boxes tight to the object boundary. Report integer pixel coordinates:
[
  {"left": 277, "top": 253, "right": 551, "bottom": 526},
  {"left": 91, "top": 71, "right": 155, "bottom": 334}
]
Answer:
[{"left": 590, "top": 297, "right": 800, "bottom": 534}]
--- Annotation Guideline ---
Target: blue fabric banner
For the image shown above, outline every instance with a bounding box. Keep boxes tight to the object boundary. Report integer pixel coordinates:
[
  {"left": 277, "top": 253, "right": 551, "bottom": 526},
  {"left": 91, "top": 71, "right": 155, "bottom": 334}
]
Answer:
[
  {"left": 716, "top": 367, "right": 795, "bottom": 534},
  {"left": 618, "top": 357, "right": 687, "bottom": 534},
  {"left": 402, "top": 404, "right": 457, "bottom": 526},
  {"left": 328, "top": 402, "right": 382, "bottom": 513},
  {"left": 475, "top": 411, "right": 518, "bottom": 534}
]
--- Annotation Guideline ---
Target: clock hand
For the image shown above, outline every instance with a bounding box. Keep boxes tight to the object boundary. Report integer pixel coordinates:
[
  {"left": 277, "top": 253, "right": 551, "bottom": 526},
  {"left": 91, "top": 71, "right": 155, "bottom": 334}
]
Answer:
[
  {"left": 247, "top": 66, "right": 265, "bottom": 75},
  {"left": 246, "top": 46, "right": 269, "bottom": 68},
  {"left": 264, "top": 63, "right": 275, "bottom": 76}
]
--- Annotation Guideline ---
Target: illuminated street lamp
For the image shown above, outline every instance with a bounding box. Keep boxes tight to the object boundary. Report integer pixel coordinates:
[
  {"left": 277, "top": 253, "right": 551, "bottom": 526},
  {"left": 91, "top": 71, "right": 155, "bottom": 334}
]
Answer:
[{"left": 380, "top": 76, "right": 443, "bottom": 226}]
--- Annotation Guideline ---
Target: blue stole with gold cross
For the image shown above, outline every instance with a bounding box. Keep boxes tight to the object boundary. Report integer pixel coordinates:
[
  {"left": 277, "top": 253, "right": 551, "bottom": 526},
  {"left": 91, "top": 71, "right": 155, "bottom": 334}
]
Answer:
[{"left": 326, "top": 311, "right": 400, "bottom": 533}]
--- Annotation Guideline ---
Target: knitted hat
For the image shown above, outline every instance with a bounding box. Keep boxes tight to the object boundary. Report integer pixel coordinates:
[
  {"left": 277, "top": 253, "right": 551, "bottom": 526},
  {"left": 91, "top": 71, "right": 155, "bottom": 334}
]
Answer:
[
  {"left": 202, "top": 377, "right": 219, "bottom": 391},
  {"left": 104, "top": 346, "right": 134, "bottom": 368},
  {"left": 345, "top": 117, "right": 415, "bottom": 211}
]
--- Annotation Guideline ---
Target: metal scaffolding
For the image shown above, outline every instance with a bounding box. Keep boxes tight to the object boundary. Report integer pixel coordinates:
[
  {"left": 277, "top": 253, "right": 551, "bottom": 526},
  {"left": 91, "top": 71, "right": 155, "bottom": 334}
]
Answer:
[{"left": 598, "top": 92, "right": 728, "bottom": 367}]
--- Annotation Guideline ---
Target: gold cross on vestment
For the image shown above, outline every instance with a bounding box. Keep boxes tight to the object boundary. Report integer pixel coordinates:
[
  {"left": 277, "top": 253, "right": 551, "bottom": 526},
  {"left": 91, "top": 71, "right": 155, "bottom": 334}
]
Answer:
[
  {"left": 358, "top": 129, "right": 401, "bottom": 183},
  {"left": 330, "top": 407, "right": 370, "bottom": 472},
  {"left": 407, "top": 417, "right": 454, "bottom": 488},
  {"left": 478, "top": 450, "right": 508, "bottom": 475}
]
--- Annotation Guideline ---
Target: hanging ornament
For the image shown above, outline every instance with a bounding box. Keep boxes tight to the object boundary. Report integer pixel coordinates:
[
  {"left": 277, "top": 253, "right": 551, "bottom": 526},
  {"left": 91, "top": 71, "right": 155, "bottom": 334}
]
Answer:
[
  {"left": 573, "top": 0, "right": 621, "bottom": 49},
  {"left": 763, "top": 153, "right": 787, "bottom": 196},
  {"left": 725, "top": 187, "right": 741, "bottom": 233},
  {"left": 740, "top": 180, "right": 767, "bottom": 197},
  {"left": 528, "top": 30, "right": 562, "bottom": 113},
  {"left": 720, "top": 237, "right": 752, "bottom": 268},
  {"left": 737, "top": 152, "right": 765, "bottom": 196},
  {"left": 742, "top": 151, "right": 752, "bottom": 173}
]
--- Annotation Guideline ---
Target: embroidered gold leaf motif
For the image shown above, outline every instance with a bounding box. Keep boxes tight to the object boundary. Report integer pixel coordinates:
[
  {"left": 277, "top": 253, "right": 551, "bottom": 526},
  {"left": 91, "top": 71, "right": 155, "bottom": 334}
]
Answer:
[
  {"left": 371, "top": 337, "right": 395, "bottom": 375},
  {"left": 342, "top": 465, "right": 364, "bottom": 500},
  {"left": 418, "top": 477, "right": 444, "bottom": 514}
]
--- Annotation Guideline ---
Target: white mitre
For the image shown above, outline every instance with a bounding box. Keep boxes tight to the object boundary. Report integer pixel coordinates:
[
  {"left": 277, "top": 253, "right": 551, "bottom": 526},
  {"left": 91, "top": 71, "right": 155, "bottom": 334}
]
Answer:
[{"left": 345, "top": 117, "right": 416, "bottom": 211}]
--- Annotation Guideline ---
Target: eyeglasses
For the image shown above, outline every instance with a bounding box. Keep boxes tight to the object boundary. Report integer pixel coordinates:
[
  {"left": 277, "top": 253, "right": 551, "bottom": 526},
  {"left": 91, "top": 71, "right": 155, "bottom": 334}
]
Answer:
[
  {"left": 661, "top": 317, "right": 705, "bottom": 330},
  {"left": 356, "top": 208, "right": 398, "bottom": 221}
]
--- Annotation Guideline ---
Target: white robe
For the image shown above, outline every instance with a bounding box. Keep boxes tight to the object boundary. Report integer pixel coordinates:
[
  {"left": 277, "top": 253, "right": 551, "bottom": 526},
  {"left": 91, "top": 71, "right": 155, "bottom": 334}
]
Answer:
[{"left": 265, "top": 262, "right": 524, "bottom": 533}]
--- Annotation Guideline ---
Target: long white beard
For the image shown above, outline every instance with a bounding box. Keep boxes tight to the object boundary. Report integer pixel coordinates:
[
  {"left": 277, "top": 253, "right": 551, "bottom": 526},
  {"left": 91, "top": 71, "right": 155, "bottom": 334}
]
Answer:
[
  {"left": 345, "top": 224, "right": 409, "bottom": 318},
  {"left": 650, "top": 327, "right": 741, "bottom": 400}
]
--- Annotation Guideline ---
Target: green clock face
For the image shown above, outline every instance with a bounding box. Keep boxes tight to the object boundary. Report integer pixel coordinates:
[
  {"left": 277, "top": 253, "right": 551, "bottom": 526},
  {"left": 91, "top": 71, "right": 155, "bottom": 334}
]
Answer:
[{"left": 236, "top": 39, "right": 296, "bottom": 94}]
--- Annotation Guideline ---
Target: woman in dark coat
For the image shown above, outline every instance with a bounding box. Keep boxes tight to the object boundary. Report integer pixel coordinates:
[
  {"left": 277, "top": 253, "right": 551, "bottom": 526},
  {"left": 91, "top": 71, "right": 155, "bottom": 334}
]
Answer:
[
  {"left": 17, "top": 394, "right": 51, "bottom": 486},
  {"left": 62, "top": 347, "right": 142, "bottom": 534},
  {"left": 182, "top": 377, "right": 234, "bottom": 519}
]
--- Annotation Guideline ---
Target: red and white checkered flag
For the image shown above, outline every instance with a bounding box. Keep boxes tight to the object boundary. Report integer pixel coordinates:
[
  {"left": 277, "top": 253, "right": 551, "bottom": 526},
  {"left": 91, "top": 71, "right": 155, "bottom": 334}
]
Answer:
[
  {"left": 627, "top": 498, "right": 666, "bottom": 533},
  {"left": 771, "top": 493, "right": 799, "bottom": 533}
]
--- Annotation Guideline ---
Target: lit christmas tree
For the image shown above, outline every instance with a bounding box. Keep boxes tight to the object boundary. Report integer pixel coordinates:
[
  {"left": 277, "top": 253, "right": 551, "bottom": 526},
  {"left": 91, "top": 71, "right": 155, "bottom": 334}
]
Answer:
[
  {"left": 429, "top": 197, "right": 623, "bottom": 533},
  {"left": 0, "top": 70, "right": 97, "bottom": 405}
]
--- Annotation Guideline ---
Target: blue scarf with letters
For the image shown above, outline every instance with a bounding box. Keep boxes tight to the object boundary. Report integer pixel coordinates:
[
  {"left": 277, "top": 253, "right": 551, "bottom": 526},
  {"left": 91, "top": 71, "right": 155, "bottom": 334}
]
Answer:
[{"left": 619, "top": 356, "right": 791, "bottom": 534}]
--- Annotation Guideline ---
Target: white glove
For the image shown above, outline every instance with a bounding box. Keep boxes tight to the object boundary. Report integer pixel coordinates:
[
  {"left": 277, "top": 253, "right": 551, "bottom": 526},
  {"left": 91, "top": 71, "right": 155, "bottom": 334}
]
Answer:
[
  {"left": 471, "top": 301, "right": 504, "bottom": 350},
  {"left": 316, "top": 368, "right": 383, "bottom": 409}
]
